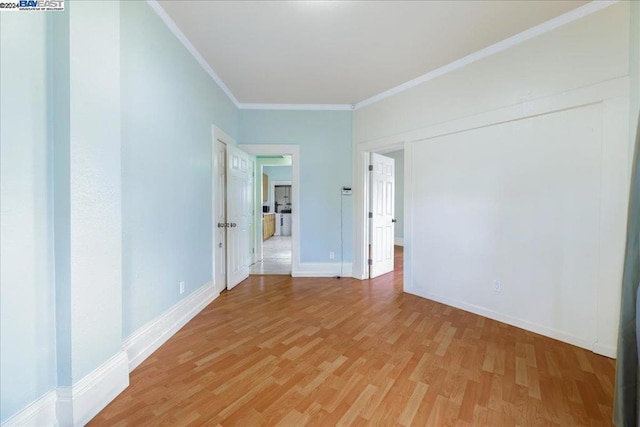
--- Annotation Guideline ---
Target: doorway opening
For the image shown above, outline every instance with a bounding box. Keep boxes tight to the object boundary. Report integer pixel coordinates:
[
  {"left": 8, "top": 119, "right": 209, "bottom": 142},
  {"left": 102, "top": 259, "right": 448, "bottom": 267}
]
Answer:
[
  {"left": 252, "top": 162, "right": 293, "bottom": 275},
  {"left": 385, "top": 149, "right": 404, "bottom": 249},
  {"left": 368, "top": 152, "right": 396, "bottom": 278},
  {"left": 354, "top": 142, "right": 405, "bottom": 281},
  {"left": 241, "top": 145, "right": 301, "bottom": 276}
]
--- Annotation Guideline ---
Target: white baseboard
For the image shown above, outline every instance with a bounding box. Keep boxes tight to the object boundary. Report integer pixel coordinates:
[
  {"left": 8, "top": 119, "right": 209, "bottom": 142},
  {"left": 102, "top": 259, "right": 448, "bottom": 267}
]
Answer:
[
  {"left": 592, "top": 342, "right": 617, "bottom": 359},
  {"left": 292, "top": 262, "right": 353, "bottom": 278},
  {"left": 405, "top": 288, "right": 616, "bottom": 358},
  {"left": 394, "top": 237, "right": 404, "bottom": 246},
  {"left": 4, "top": 282, "right": 219, "bottom": 426},
  {"left": 123, "top": 281, "right": 218, "bottom": 371},
  {"left": 1, "top": 389, "right": 57, "bottom": 427},
  {"left": 56, "top": 351, "right": 129, "bottom": 427}
]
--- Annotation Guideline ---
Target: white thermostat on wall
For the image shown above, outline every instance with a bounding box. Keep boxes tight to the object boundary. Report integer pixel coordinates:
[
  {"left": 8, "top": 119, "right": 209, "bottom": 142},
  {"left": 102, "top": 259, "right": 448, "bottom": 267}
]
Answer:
[{"left": 341, "top": 187, "right": 352, "bottom": 195}]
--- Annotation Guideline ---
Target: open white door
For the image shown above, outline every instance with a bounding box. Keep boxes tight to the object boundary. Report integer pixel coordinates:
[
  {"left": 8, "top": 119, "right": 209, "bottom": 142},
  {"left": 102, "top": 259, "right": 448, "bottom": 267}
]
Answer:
[
  {"left": 369, "top": 152, "right": 395, "bottom": 278},
  {"left": 226, "top": 144, "right": 251, "bottom": 289}
]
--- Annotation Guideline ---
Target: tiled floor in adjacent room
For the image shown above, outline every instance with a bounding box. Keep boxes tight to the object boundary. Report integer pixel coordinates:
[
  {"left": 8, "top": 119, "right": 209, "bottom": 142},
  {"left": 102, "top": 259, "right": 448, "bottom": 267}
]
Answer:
[{"left": 249, "top": 235, "right": 292, "bottom": 275}]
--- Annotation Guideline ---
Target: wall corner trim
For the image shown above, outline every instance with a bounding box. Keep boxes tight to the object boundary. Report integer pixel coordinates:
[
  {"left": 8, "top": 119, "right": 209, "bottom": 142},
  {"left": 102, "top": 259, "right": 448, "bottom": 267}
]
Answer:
[
  {"left": 56, "top": 351, "right": 129, "bottom": 427},
  {"left": 0, "top": 390, "right": 58, "bottom": 427},
  {"left": 147, "top": 1, "right": 618, "bottom": 112},
  {"left": 239, "top": 103, "right": 353, "bottom": 111},
  {"left": 146, "top": 0, "right": 241, "bottom": 108},
  {"left": 123, "top": 281, "right": 219, "bottom": 372},
  {"left": 353, "top": 0, "right": 620, "bottom": 110}
]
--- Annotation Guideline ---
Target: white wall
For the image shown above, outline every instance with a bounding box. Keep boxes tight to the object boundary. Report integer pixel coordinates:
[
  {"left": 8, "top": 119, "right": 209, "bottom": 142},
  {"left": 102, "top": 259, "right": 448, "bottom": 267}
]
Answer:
[
  {"left": 409, "top": 104, "right": 607, "bottom": 350},
  {"left": 353, "top": 2, "right": 632, "bottom": 357}
]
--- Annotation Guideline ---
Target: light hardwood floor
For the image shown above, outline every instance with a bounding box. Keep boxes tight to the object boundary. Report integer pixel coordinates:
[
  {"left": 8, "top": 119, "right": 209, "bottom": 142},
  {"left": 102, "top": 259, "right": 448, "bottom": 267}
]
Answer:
[{"left": 91, "top": 247, "right": 615, "bottom": 426}]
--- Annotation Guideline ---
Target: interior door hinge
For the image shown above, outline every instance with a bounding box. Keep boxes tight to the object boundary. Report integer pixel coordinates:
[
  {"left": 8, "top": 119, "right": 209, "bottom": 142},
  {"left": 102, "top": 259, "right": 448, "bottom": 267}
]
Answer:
[
  {"left": 368, "top": 259, "right": 373, "bottom": 266},
  {"left": 368, "top": 212, "right": 373, "bottom": 218},
  {"left": 368, "top": 165, "right": 373, "bottom": 171}
]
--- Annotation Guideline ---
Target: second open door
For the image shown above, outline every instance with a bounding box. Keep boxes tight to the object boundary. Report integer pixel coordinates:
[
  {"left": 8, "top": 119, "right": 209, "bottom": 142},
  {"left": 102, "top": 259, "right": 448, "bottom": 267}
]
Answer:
[{"left": 369, "top": 152, "right": 395, "bottom": 278}]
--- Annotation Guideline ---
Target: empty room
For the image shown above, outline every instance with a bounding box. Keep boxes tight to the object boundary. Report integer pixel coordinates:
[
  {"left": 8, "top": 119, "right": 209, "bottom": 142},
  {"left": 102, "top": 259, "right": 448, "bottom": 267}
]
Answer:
[{"left": 1, "top": 0, "right": 639, "bottom": 426}]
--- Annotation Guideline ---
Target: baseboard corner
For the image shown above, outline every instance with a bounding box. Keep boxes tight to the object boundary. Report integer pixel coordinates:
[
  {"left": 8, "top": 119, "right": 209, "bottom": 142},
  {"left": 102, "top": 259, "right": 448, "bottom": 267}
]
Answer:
[
  {"left": 56, "top": 350, "right": 129, "bottom": 427},
  {"left": 592, "top": 342, "right": 617, "bottom": 359}
]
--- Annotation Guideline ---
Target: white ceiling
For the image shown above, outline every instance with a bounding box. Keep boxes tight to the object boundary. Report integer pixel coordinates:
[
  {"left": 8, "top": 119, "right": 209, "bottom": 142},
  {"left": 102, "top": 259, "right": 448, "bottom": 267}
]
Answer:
[{"left": 157, "top": 1, "right": 590, "bottom": 106}]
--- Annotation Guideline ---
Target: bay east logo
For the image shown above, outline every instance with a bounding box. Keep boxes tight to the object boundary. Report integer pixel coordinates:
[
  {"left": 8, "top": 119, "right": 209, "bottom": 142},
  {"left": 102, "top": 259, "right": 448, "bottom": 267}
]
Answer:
[
  {"left": 0, "top": 0, "right": 64, "bottom": 11},
  {"left": 20, "top": 0, "right": 63, "bottom": 10}
]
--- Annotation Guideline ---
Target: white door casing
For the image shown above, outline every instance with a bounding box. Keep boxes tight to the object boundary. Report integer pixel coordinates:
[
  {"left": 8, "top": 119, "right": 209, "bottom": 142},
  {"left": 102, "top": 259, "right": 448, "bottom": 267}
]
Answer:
[
  {"left": 213, "top": 138, "right": 226, "bottom": 294},
  {"left": 249, "top": 158, "right": 256, "bottom": 264},
  {"left": 369, "top": 152, "right": 395, "bottom": 278},
  {"left": 226, "top": 143, "right": 251, "bottom": 289}
]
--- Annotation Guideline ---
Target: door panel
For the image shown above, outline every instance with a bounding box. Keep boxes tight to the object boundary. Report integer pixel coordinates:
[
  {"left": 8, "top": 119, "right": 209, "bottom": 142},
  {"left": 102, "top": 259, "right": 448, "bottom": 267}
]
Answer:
[
  {"left": 226, "top": 144, "right": 251, "bottom": 289},
  {"left": 370, "top": 152, "right": 395, "bottom": 278}
]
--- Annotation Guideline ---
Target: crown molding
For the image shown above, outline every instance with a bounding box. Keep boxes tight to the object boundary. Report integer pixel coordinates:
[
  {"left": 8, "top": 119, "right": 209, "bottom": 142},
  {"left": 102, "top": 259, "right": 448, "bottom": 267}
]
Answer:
[
  {"left": 239, "top": 103, "right": 353, "bottom": 111},
  {"left": 148, "top": 0, "right": 618, "bottom": 112},
  {"left": 146, "top": 0, "right": 241, "bottom": 108},
  {"left": 353, "top": 0, "right": 619, "bottom": 110}
]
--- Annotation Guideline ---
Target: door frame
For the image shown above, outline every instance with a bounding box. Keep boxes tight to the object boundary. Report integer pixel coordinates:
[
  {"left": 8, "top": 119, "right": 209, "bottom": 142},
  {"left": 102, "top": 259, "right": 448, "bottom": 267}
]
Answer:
[
  {"left": 241, "top": 144, "right": 300, "bottom": 276},
  {"left": 353, "top": 140, "right": 405, "bottom": 280}
]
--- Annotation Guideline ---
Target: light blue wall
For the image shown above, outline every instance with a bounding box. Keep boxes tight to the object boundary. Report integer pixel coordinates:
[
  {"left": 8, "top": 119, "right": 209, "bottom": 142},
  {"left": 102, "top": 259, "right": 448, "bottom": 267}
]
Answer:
[
  {"left": 0, "top": 13, "right": 57, "bottom": 423},
  {"left": 51, "top": 6, "right": 72, "bottom": 390},
  {"left": 263, "top": 165, "right": 292, "bottom": 182},
  {"left": 65, "top": 0, "right": 124, "bottom": 384},
  {"left": 240, "top": 110, "right": 353, "bottom": 263},
  {"left": 385, "top": 150, "right": 404, "bottom": 240},
  {"left": 2, "top": 1, "right": 241, "bottom": 420},
  {"left": 121, "top": 1, "right": 239, "bottom": 337}
]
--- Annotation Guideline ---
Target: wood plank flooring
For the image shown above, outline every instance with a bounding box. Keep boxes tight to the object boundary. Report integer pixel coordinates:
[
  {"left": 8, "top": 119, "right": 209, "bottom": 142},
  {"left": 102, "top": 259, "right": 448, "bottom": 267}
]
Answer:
[{"left": 90, "top": 247, "right": 616, "bottom": 426}]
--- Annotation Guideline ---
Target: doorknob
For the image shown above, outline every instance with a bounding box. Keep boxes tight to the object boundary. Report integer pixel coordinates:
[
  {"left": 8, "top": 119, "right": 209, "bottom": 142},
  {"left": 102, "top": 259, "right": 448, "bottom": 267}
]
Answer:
[{"left": 391, "top": 219, "right": 397, "bottom": 223}]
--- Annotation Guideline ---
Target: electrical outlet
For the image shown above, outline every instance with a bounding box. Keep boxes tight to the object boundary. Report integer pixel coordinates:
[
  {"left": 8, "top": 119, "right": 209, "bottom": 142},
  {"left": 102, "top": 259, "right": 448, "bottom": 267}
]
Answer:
[
  {"left": 329, "top": 251, "right": 335, "bottom": 260},
  {"left": 494, "top": 280, "right": 502, "bottom": 293},
  {"left": 179, "top": 281, "right": 185, "bottom": 295}
]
